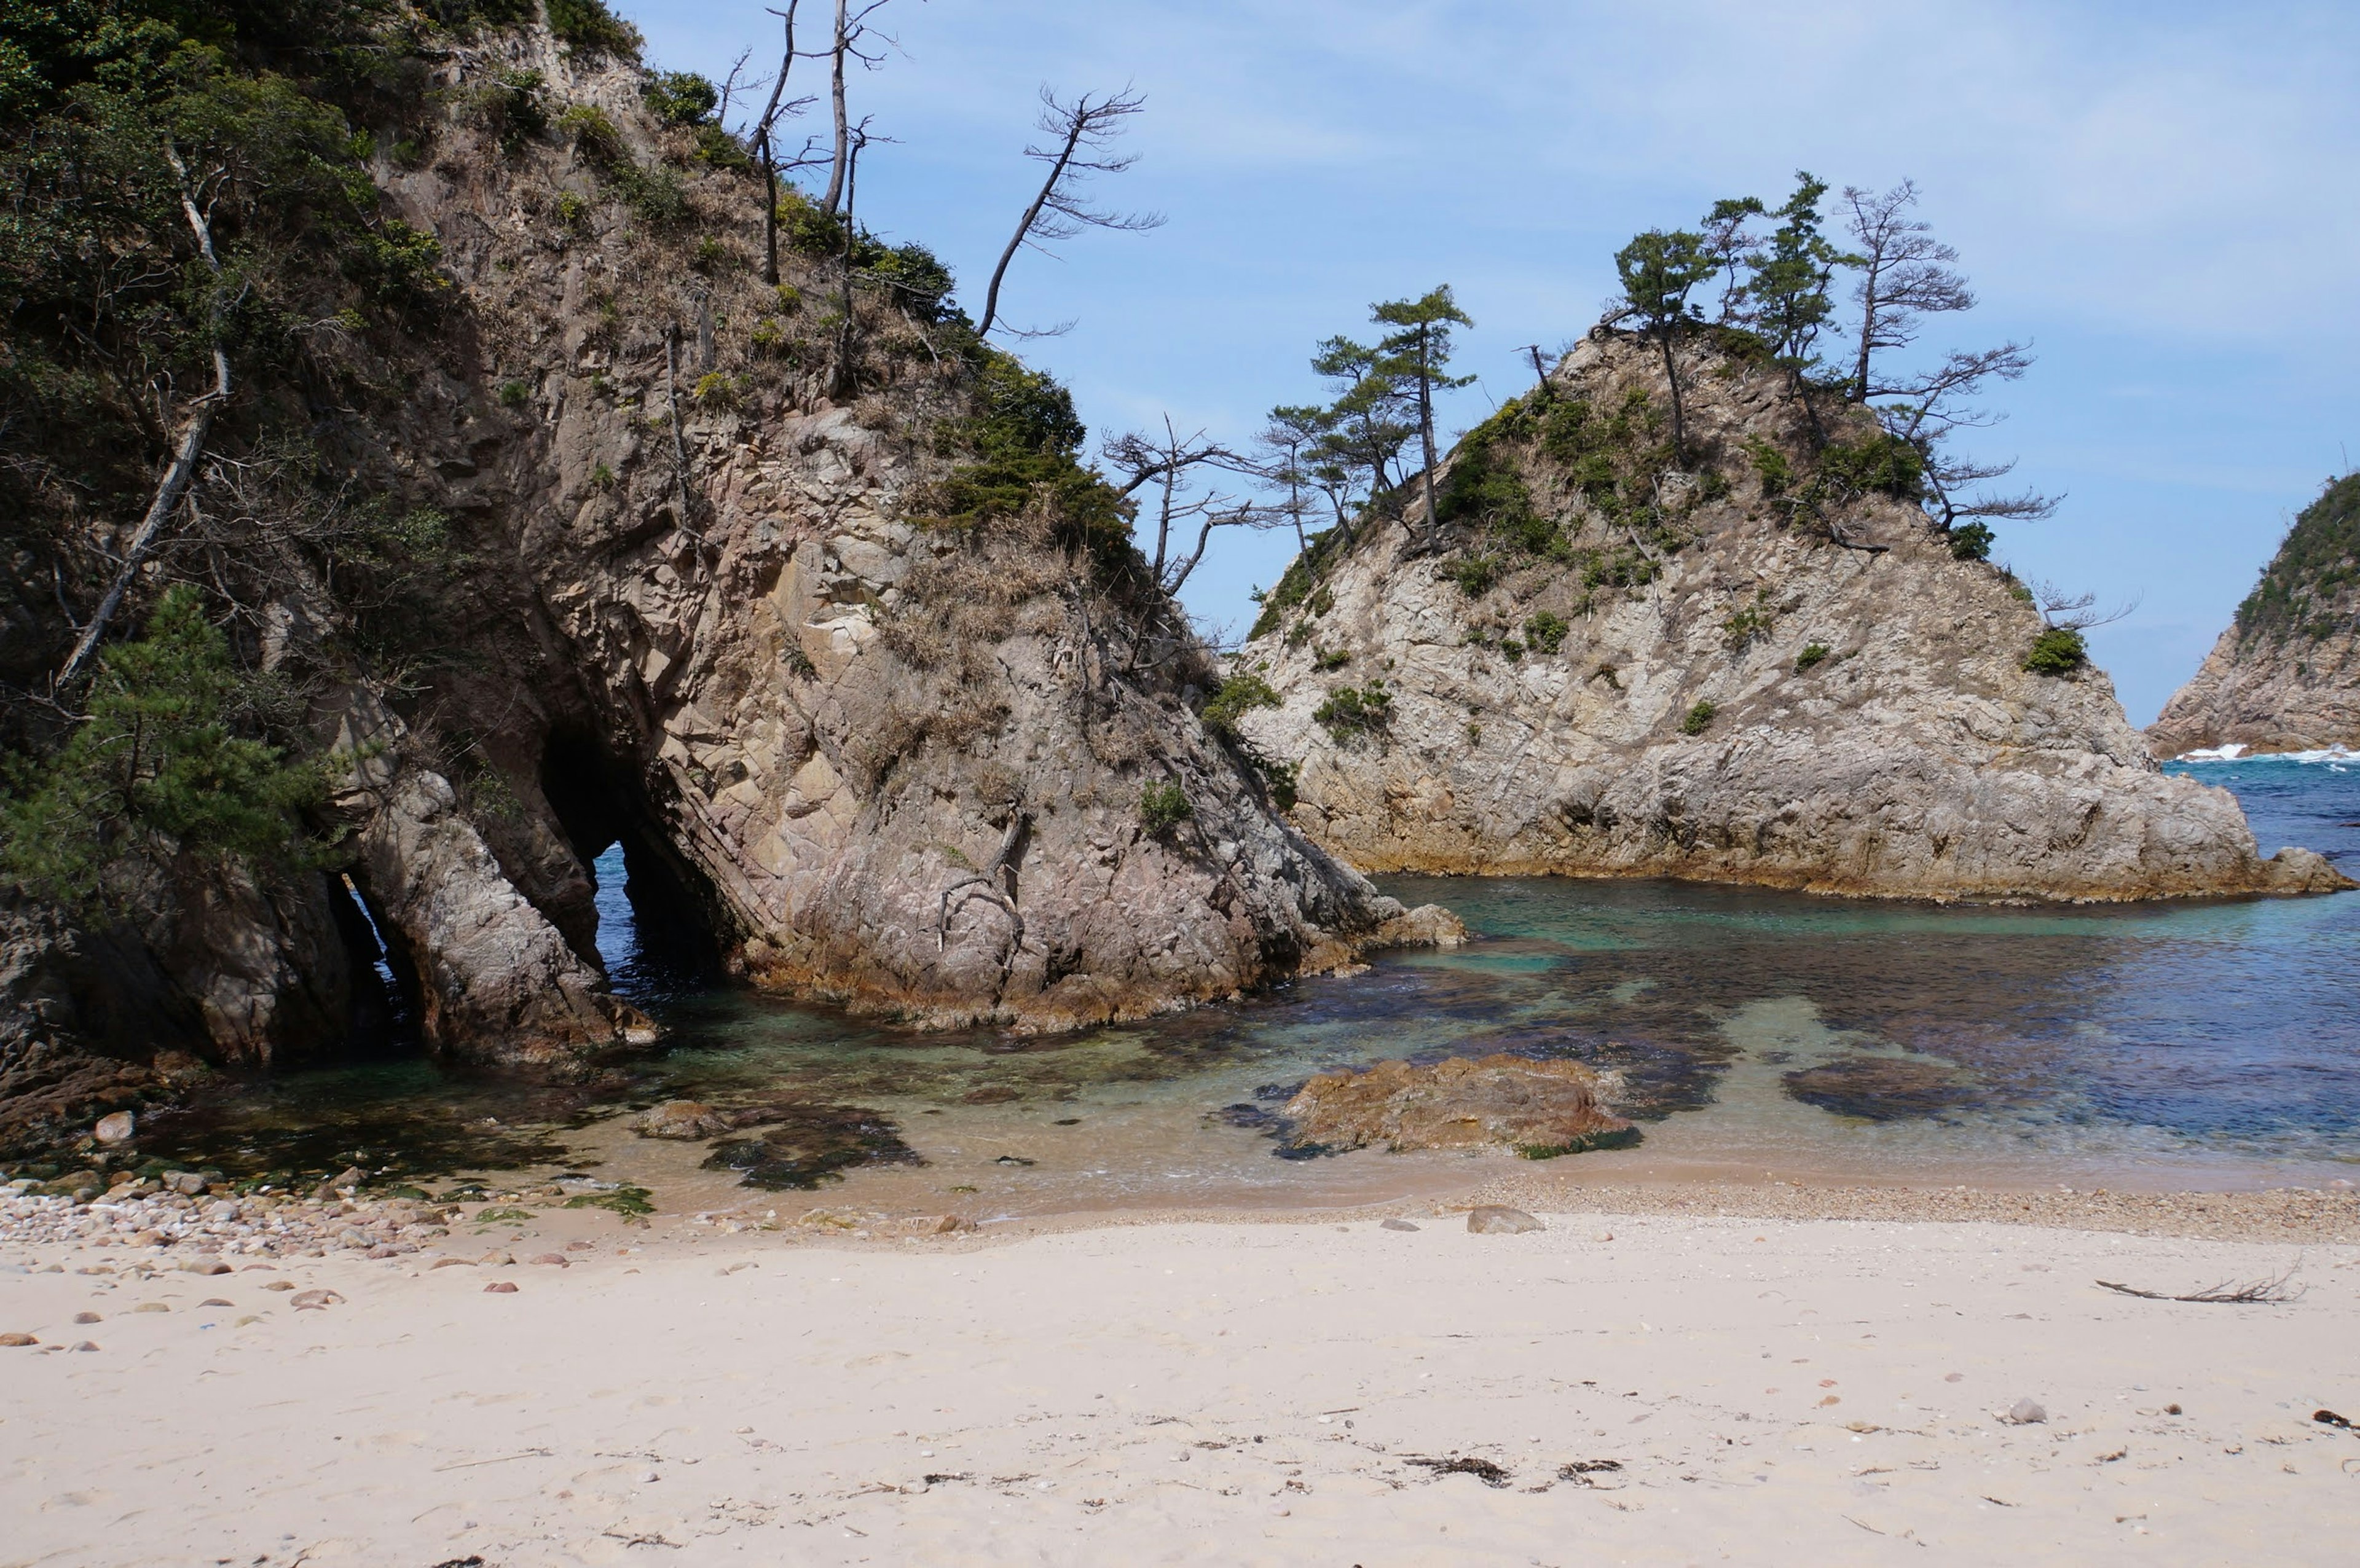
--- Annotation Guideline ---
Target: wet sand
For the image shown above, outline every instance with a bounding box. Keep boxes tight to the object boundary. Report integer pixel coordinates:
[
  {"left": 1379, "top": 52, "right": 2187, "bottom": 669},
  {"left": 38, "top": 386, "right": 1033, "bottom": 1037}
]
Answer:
[{"left": 6, "top": 1186, "right": 2360, "bottom": 1565}]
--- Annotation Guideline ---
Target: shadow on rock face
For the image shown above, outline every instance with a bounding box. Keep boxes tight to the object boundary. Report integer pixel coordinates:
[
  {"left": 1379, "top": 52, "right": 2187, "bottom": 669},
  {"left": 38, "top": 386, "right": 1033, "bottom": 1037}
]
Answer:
[{"left": 701, "top": 1103, "right": 923, "bottom": 1190}]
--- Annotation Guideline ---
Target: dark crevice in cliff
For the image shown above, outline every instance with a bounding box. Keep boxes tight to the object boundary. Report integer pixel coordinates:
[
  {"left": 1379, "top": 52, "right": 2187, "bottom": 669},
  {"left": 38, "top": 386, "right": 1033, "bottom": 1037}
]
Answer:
[
  {"left": 331, "top": 872, "right": 424, "bottom": 1061},
  {"left": 538, "top": 729, "right": 726, "bottom": 994}
]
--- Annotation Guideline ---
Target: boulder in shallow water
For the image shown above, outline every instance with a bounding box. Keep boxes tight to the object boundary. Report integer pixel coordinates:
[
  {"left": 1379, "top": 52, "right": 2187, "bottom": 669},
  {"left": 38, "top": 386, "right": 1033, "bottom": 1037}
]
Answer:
[
  {"left": 631, "top": 1100, "right": 733, "bottom": 1139},
  {"left": 1281, "top": 1054, "right": 1637, "bottom": 1157}
]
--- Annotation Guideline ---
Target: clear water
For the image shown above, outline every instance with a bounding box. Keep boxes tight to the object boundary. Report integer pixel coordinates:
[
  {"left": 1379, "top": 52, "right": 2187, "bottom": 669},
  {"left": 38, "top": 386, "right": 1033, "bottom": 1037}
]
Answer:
[{"left": 141, "top": 756, "right": 2360, "bottom": 1209}]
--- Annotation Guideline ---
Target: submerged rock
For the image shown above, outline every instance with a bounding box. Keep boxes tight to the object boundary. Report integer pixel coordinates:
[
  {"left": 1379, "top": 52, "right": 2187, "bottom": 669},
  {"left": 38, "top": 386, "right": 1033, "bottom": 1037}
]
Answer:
[
  {"left": 629, "top": 1101, "right": 735, "bottom": 1140},
  {"left": 1281, "top": 1054, "right": 1637, "bottom": 1158}
]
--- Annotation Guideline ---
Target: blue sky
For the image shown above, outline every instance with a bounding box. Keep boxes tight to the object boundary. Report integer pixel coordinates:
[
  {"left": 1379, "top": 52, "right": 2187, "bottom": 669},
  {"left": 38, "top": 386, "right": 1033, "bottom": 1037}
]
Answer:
[{"left": 631, "top": 0, "right": 2359, "bottom": 726}]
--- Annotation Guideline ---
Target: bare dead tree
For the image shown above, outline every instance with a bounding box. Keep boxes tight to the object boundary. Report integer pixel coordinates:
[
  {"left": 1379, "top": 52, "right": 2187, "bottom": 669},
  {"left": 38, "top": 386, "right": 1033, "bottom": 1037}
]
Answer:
[
  {"left": 1841, "top": 180, "right": 1975, "bottom": 402},
  {"left": 57, "top": 138, "right": 242, "bottom": 692},
  {"left": 752, "top": 2, "right": 813, "bottom": 286},
  {"left": 819, "top": 0, "right": 899, "bottom": 216},
  {"left": 2028, "top": 579, "right": 2139, "bottom": 632},
  {"left": 977, "top": 85, "right": 1163, "bottom": 340},
  {"left": 1102, "top": 418, "right": 1243, "bottom": 590},
  {"left": 827, "top": 117, "right": 879, "bottom": 400},
  {"left": 1873, "top": 341, "right": 2061, "bottom": 531}
]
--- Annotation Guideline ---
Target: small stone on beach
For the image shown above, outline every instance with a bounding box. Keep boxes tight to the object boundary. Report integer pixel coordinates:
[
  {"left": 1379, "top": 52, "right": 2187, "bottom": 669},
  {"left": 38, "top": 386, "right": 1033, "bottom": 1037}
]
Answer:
[
  {"left": 289, "top": 1289, "right": 343, "bottom": 1311},
  {"left": 431, "top": 1257, "right": 476, "bottom": 1269},
  {"left": 261, "top": 1280, "right": 295, "bottom": 1292},
  {"left": 1466, "top": 1205, "right": 1543, "bottom": 1235},
  {"left": 0, "top": 1332, "right": 36, "bottom": 1346},
  {"left": 1381, "top": 1218, "right": 1420, "bottom": 1232},
  {"left": 73, "top": 1311, "right": 99, "bottom": 1323},
  {"left": 530, "top": 1253, "right": 570, "bottom": 1266},
  {"left": 484, "top": 1281, "right": 518, "bottom": 1293},
  {"left": 93, "top": 1111, "right": 135, "bottom": 1146},
  {"left": 2004, "top": 1398, "right": 2047, "bottom": 1425}
]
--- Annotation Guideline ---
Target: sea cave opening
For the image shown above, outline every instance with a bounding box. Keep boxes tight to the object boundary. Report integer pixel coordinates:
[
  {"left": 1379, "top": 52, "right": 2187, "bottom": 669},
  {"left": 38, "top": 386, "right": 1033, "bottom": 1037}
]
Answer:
[{"left": 538, "top": 729, "right": 725, "bottom": 1001}]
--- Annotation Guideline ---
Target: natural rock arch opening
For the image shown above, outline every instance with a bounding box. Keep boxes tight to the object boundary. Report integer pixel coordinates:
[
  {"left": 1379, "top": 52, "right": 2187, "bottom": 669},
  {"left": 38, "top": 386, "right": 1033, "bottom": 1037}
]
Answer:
[{"left": 537, "top": 729, "right": 726, "bottom": 997}]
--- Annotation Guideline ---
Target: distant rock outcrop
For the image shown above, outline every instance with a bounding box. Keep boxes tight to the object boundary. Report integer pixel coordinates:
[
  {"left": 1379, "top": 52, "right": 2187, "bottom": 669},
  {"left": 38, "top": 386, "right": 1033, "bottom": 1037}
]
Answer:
[
  {"left": 1236, "top": 334, "right": 2348, "bottom": 901},
  {"left": 2149, "top": 474, "right": 2360, "bottom": 758}
]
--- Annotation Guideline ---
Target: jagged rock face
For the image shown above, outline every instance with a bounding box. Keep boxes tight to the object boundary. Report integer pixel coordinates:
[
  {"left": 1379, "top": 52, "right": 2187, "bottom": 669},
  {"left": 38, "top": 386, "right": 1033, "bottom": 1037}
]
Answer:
[
  {"left": 1239, "top": 335, "right": 2347, "bottom": 901},
  {"left": 344, "top": 38, "right": 1442, "bottom": 1035},
  {"left": 2149, "top": 474, "right": 2360, "bottom": 757},
  {"left": 0, "top": 26, "right": 1459, "bottom": 1149}
]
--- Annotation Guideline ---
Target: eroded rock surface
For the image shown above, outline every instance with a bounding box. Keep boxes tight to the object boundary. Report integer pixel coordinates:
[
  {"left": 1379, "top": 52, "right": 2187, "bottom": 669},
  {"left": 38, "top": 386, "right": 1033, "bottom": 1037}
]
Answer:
[
  {"left": 1239, "top": 335, "right": 2347, "bottom": 900},
  {"left": 1282, "top": 1054, "right": 1635, "bottom": 1156},
  {"left": 2149, "top": 474, "right": 2360, "bottom": 758},
  {"left": 1, "top": 28, "right": 1451, "bottom": 1151}
]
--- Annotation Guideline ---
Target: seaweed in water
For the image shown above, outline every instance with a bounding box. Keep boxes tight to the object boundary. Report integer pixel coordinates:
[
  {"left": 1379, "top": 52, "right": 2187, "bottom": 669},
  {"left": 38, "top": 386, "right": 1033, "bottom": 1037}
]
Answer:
[{"left": 701, "top": 1103, "right": 921, "bottom": 1190}]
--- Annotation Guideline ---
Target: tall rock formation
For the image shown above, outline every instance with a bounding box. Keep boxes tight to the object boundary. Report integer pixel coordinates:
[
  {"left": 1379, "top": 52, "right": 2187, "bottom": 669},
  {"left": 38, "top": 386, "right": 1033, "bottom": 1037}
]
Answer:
[
  {"left": 1235, "top": 334, "right": 2348, "bottom": 901},
  {"left": 0, "top": 21, "right": 1449, "bottom": 1153},
  {"left": 2149, "top": 473, "right": 2360, "bottom": 757}
]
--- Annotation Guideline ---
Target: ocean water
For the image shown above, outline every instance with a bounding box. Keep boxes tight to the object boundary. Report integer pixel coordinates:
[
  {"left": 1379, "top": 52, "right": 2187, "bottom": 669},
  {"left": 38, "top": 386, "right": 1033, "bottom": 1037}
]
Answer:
[{"left": 138, "top": 755, "right": 2360, "bottom": 1207}]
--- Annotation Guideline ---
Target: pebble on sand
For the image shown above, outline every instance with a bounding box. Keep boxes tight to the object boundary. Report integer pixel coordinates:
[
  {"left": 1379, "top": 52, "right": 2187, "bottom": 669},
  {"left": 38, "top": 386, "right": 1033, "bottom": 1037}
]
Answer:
[
  {"left": 484, "top": 1281, "right": 519, "bottom": 1293},
  {"left": 93, "top": 1111, "right": 135, "bottom": 1146},
  {"left": 0, "top": 1331, "right": 36, "bottom": 1346},
  {"left": 1466, "top": 1205, "right": 1544, "bottom": 1235},
  {"left": 289, "top": 1289, "right": 344, "bottom": 1311},
  {"left": 73, "top": 1312, "right": 99, "bottom": 1324},
  {"left": 1381, "top": 1218, "right": 1420, "bottom": 1233},
  {"left": 2005, "top": 1398, "right": 2048, "bottom": 1425},
  {"left": 530, "top": 1253, "right": 570, "bottom": 1266}
]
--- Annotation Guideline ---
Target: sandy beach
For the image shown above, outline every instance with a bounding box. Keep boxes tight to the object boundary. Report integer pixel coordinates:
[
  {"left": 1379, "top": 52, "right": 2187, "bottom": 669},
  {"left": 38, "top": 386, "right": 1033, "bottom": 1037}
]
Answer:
[{"left": 7, "top": 1187, "right": 2360, "bottom": 1566}]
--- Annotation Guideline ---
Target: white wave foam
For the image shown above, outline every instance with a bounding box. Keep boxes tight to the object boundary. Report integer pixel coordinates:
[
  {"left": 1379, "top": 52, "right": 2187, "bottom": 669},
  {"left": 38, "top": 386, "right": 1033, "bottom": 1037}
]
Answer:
[{"left": 2176, "top": 742, "right": 2354, "bottom": 765}]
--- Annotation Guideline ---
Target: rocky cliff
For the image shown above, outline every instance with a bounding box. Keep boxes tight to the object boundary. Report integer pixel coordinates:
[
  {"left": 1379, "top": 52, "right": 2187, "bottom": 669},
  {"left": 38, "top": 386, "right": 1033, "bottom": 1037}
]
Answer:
[
  {"left": 0, "top": 20, "right": 1448, "bottom": 1154},
  {"left": 1234, "top": 334, "right": 2348, "bottom": 901},
  {"left": 2149, "top": 473, "right": 2360, "bottom": 757}
]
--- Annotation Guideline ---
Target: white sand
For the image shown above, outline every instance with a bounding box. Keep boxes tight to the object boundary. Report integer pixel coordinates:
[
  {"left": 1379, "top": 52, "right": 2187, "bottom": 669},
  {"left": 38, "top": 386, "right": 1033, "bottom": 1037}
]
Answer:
[{"left": 5, "top": 1207, "right": 2358, "bottom": 1565}]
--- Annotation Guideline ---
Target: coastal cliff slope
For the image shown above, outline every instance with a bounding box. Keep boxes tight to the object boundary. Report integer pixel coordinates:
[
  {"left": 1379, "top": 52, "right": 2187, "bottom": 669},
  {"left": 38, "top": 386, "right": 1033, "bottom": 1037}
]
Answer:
[
  {"left": 0, "top": 18, "right": 1442, "bottom": 1153},
  {"left": 1235, "top": 334, "right": 2347, "bottom": 901},
  {"left": 2149, "top": 473, "right": 2360, "bottom": 756}
]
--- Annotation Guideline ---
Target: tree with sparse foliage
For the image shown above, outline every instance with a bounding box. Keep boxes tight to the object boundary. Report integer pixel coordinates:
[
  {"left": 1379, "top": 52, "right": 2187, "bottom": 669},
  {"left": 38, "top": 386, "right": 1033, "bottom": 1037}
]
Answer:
[
  {"left": 1839, "top": 180, "right": 1975, "bottom": 403},
  {"left": 1613, "top": 229, "right": 1715, "bottom": 463},
  {"left": 1371, "top": 286, "right": 1476, "bottom": 547},
  {"left": 1739, "top": 173, "right": 1852, "bottom": 404},
  {"left": 978, "top": 85, "right": 1163, "bottom": 339}
]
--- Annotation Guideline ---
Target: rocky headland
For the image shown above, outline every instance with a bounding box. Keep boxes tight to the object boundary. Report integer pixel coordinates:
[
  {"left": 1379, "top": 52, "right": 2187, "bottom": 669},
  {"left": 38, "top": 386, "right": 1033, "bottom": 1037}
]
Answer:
[
  {"left": 0, "top": 20, "right": 1451, "bottom": 1156},
  {"left": 2149, "top": 472, "right": 2360, "bottom": 757},
  {"left": 1233, "top": 334, "right": 2348, "bottom": 901}
]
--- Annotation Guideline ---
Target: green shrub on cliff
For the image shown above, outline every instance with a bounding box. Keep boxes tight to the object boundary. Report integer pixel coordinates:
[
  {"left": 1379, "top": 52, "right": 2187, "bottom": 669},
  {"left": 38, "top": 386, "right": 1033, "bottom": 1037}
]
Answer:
[
  {"left": 1313, "top": 680, "right": 1393, "bottom": 740},
  {"left": 1, "top": 587, "right": 332, "bottom": 913},
  {"left": 2023, "top": 627, "right": 2088, "bottom": 675},
  {"left": 1139, "top": 780, "right": 1192, "bottom": 834},
  {"left": 2235, "top": 472, "right": 2360, "bottom": 645},
  {"left": 1200, "top": 673, "right": 1281, "bottom": 738},
  {"left": 1680, "top": 699, "right": 1718, "bottom": 735}
]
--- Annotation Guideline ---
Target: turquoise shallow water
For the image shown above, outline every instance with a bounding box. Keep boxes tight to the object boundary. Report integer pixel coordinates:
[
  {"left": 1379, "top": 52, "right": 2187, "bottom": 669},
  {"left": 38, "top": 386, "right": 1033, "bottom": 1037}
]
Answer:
[{"left": 142, "top": 755, "right": 2360, "bottom": 1205}]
